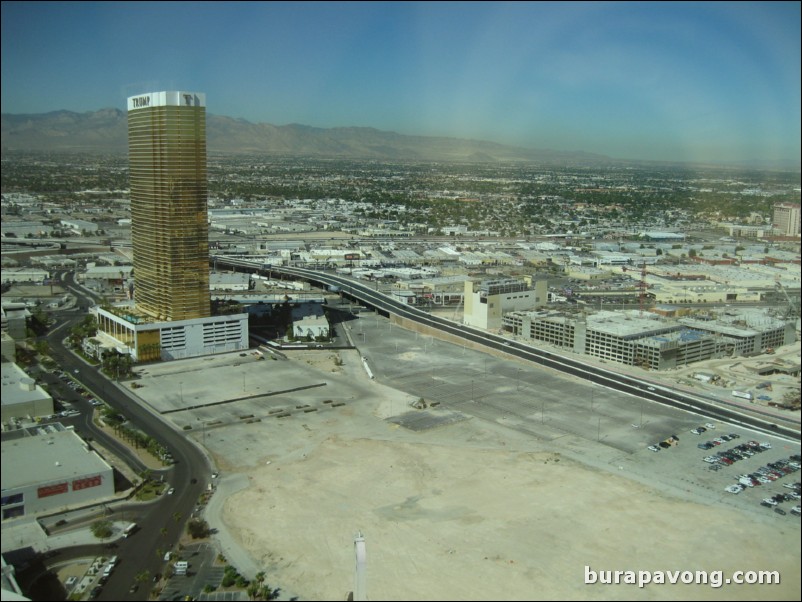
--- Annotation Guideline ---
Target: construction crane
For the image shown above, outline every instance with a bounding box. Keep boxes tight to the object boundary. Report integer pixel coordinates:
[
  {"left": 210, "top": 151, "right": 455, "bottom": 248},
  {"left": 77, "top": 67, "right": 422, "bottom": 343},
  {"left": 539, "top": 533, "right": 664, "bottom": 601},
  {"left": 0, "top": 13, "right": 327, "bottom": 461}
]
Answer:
[
  {"left": 621, "top": 262, "right": 650, "bottom": 315},
  {"left": 639, "top": 263, "right": 648, "bottom": 315},
  {"left": 775, "top": 280, "right": 801, "bottom": 320}
]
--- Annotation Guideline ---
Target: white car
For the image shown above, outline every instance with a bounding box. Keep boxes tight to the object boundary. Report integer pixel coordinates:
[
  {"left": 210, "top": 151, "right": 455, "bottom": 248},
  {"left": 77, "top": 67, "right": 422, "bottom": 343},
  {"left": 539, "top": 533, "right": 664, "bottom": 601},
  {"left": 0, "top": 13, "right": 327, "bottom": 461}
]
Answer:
[
  {"left": 762, "top": 498, "right": 778, "bottom": 506},
  {"left": 705, "top": 423, "right": 715, "bottom": 430},
  {"left": 167, "top": 487, "right": 175, "bottom": 495},
  {"left": 725, "top": 485, "right": 743, "bottom": 494},
  {"left": 647, "top": 445, "right": 660, "bottom": 452}
]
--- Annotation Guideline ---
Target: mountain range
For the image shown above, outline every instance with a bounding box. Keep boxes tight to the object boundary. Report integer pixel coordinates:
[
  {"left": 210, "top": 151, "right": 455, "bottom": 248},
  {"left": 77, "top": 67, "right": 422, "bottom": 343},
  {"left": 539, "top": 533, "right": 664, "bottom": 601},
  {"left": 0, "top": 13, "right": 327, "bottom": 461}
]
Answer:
[{"left": 1, "top": 108, "right": 609, "bottom": 164}]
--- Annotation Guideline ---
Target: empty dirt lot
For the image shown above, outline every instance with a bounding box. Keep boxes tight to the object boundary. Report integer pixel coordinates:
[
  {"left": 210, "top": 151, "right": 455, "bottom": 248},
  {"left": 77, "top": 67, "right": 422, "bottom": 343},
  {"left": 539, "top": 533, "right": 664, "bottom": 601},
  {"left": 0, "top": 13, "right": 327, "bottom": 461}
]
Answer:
[{"left": 212, "top": 348, "right": 800, "bottom": 601}]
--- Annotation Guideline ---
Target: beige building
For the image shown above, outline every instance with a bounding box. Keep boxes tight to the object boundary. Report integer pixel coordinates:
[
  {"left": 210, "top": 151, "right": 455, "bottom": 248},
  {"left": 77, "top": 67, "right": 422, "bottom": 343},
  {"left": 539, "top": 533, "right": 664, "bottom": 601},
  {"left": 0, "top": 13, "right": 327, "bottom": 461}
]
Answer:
[
  {"left": 503, "top": 310, "right": 733, "bottom": 370},
  {"left": 464, "top": 278, "right": 548, "bottom": 330},
  {"left": 773, "top": 202, "right": 801, "bottom": 236}
]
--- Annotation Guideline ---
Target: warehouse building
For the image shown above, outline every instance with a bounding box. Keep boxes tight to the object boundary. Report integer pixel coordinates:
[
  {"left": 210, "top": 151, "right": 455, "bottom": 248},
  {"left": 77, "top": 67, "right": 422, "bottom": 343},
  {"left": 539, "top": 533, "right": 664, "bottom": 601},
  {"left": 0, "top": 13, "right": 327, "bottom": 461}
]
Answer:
[{"left": 1, "top": 425, "right": 114, "bottom": 520}]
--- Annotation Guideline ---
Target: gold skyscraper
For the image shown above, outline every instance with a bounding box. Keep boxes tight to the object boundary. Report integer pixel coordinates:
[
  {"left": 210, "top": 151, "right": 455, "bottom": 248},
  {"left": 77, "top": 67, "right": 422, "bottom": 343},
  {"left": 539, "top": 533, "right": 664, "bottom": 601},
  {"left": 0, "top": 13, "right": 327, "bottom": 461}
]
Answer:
[{"left": 127, "top": 91, "right": 210, "bottom": 321}]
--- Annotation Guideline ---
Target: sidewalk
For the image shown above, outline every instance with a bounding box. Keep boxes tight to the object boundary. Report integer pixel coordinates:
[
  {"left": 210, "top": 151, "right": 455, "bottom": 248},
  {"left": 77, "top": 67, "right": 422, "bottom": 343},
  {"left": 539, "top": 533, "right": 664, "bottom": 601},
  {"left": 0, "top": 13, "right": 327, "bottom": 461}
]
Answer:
[
  {"left": 203, "top": 474, "right": 300, "bottom": 600},
  {"left": 1, "top": 517, "right": 127, "bottom": 555}
]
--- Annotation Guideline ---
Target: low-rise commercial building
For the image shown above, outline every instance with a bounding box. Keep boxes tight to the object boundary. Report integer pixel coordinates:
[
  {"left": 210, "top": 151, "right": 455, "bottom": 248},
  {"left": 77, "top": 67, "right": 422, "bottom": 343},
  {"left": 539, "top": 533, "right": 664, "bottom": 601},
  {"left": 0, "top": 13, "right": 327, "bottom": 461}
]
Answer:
[
  {"left": 94, "top": 305, "right": 249, "bottom": 362},
  {"left": 1, "top": 425, "right": 114, "bottom": 520},
  {"left": 1, "top": 361, "right": 54, "bottom": 423}
]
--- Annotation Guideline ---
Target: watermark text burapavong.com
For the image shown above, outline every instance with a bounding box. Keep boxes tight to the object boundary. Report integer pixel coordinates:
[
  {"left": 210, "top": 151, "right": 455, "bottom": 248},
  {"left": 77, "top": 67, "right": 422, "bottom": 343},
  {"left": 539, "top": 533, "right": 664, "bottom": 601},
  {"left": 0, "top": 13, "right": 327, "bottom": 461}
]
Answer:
[{"left": 585, "top": 566, "right": 781, "bottom": 588}]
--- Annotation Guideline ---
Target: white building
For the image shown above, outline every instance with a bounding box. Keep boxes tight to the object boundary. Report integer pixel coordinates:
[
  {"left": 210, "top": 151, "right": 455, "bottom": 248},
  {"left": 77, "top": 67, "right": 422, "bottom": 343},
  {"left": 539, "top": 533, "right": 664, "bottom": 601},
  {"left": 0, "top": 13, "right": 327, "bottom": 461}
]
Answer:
[
  {"left": 291, "top": 305, "right": 329, "bottom": 340},
  {"left": 60, "top": 219, "right": 99, "bottom": 234},
  {"left": 1, "top": 269, "right": 49, "bottom": 285},
  {"left": 293, "top": 314, "right": 330, "bottom": 340},
  {"left": 1, "top": 362, "right": 54, "bottom": 423},
  {"left": 1, "top": 425, "right": 114, "bottom": 520},
  {"left": 210, "top": 272, "right": 251, "bottom": 292},
  {"left": 1, "top": 305, "right": 29, "bottom": 341},
  {"left": 94, "top": 305, "right": 249, "bottom": 362}
]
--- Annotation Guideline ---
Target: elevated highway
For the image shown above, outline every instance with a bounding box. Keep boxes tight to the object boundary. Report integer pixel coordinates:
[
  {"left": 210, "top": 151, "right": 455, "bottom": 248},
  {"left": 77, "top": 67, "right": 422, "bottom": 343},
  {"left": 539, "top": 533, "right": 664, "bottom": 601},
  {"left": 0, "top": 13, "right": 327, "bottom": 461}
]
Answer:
[{"left": 215, "top": 256, "right": 800, "bottom": 442}]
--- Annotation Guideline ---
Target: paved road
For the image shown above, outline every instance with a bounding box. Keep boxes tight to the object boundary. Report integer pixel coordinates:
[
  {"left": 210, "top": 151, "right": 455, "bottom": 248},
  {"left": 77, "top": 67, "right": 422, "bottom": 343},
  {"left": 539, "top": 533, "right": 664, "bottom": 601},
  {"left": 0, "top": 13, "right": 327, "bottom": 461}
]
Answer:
[
  {"left": 215, "top": 258, "right": 800, "bottom": 442},
  {"left": 41, "top": 282, "right": 211, "bottom": 600}
]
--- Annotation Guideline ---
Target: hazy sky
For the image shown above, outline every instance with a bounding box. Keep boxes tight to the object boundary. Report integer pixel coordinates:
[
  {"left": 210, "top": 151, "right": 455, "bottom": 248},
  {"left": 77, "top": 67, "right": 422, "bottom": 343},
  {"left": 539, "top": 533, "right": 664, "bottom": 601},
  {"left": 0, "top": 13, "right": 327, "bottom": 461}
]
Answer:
[{"left": 2, "top": 1, "right": 800, "bottom": 164}]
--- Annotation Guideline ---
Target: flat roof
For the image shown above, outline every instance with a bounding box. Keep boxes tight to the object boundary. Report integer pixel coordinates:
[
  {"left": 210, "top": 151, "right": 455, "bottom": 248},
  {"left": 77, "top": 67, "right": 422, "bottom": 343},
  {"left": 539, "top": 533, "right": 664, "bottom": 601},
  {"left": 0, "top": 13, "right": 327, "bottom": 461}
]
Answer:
[
  {"left": 1, "top": 427, "right": 112, "bottom": 489},
  {"left": 1, "top": 362, "right": 52, "bottom": 407},
  {"left": 587, "top": 310, "right": 677, "bottom": 338}
]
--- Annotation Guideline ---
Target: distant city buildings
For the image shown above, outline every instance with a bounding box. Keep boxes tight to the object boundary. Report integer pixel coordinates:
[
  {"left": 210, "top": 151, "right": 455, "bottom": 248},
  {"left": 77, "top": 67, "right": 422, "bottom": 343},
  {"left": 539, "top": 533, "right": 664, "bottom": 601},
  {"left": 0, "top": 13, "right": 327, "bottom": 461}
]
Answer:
[{"left": 504, "top": 307, "right": 795, "bottom": 371}]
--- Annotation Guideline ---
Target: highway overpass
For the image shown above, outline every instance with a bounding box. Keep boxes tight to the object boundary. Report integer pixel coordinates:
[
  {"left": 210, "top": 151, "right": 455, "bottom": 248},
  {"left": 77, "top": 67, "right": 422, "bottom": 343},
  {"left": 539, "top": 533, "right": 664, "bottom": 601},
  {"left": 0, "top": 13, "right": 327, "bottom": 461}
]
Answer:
[{"left": 214, "top": 255, "right": 800, "bottom": 442}]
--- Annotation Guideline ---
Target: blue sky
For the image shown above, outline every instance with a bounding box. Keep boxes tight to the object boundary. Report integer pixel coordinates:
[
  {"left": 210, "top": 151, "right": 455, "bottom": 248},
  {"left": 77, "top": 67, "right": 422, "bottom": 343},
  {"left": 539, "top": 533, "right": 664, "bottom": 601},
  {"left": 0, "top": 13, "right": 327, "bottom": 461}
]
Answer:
[{"left": 2, "top": 1, "right": 800, "bottom": 164}]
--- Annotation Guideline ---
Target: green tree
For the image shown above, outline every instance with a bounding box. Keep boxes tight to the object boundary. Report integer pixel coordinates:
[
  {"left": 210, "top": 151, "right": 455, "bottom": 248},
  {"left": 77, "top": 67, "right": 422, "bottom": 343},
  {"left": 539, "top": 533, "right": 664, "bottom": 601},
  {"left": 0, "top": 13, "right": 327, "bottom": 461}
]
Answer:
[
  {"left": 135, "top": 569, "right": 151, "bottom": 585},
  {"left": 187, "top": 518, "right": 210, "bottom": 539},
  {"left": 90, "top": 519, "right": 113, "bottom": 540}
]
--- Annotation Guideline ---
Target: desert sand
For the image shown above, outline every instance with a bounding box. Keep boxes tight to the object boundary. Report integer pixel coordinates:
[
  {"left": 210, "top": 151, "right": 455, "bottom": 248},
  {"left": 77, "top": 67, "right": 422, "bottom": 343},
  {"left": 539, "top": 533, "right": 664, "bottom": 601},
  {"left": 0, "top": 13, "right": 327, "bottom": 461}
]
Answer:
[{"left": 222, "top": 425, "right": 800, "bottom": 600}]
